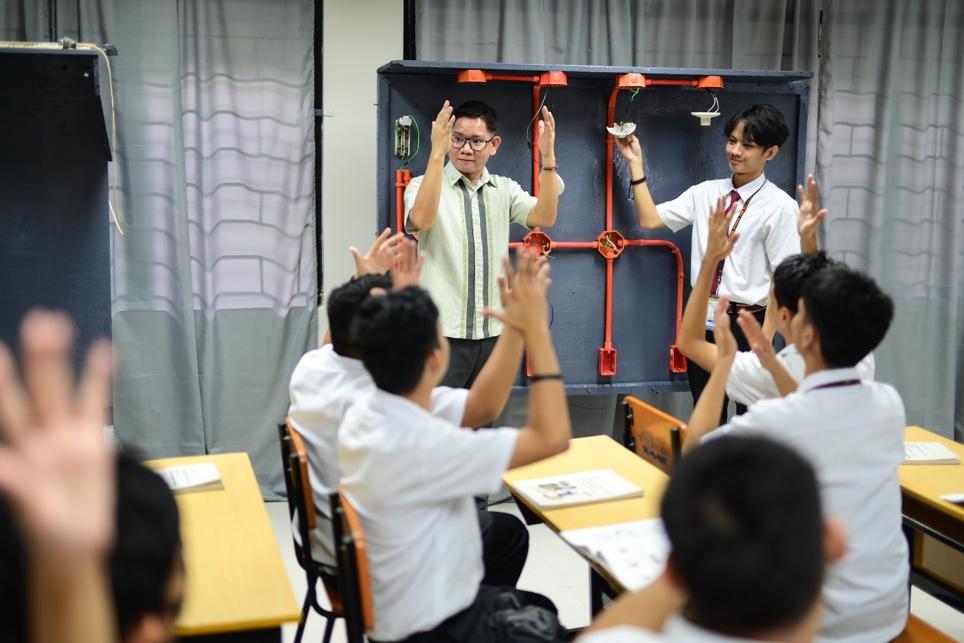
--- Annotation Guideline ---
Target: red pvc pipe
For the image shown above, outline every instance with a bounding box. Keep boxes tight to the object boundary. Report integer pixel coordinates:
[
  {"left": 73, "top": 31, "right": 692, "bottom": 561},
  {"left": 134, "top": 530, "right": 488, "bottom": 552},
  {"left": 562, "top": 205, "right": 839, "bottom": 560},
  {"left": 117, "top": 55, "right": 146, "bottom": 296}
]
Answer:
[
  {"left": 623, "top": 239, "right": 686, "bottom": 342},
  {"left": 395, "top": 169, "right": 405, "bottom": 232}
]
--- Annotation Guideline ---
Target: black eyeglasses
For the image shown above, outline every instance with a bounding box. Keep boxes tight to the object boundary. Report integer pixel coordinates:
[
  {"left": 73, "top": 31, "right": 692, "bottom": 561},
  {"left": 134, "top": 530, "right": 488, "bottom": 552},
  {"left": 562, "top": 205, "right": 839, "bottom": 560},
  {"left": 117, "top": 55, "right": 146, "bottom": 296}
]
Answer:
[{"left": 451, "top": 133, "right": 495, "bottom": 152}]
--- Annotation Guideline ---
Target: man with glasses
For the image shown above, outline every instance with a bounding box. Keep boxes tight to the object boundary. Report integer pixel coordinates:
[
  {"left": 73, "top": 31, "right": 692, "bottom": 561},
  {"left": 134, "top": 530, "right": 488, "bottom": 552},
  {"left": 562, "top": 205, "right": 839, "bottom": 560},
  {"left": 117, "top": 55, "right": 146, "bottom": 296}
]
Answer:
[{"left": 405, "top": 99, "right": 563, "bottom": 389}]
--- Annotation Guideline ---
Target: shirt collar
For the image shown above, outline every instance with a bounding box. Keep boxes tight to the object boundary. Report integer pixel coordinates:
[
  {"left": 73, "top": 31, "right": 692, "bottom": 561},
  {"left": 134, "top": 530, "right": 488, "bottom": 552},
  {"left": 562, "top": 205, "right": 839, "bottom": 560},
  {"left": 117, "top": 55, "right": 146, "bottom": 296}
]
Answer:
[
  {"left": 665, "top": 614, "right": 772, "bottom": 642},
  {"left": 797, "top": 366, "right": 862, "bottom": 393},
  {"left": 325, "top": 344, "right": 369, "bottom": 378},
  {"left": 729, "top": 172, "right": 767, "bottom": 201},
  {"left": 444, "top": 160, "right": 496, "bottom": 189},
  {"left": 372, "top": 386, "right": 434, "bottom": 419}
]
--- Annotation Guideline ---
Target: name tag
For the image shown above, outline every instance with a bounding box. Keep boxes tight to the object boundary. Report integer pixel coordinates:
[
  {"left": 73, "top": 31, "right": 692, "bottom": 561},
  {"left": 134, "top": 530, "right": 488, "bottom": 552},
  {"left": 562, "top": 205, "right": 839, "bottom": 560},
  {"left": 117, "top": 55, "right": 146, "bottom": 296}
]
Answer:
[{"left": 706, "top": 296, "right": 720, "bottom": 331}]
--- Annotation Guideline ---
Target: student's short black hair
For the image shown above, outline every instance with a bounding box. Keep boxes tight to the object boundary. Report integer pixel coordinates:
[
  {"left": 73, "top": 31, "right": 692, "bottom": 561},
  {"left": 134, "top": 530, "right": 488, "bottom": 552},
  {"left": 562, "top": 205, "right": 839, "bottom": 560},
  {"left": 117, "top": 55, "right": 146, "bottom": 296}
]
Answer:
[
  {"left": 111, "top": 452, "right": 182, "bottom": 637},
  {"left": 0, "top": 453, "right": 181, "bottom": 642},
  {"left": 772, "top": 252, "right": 835, "bottom": 314},
  {"left": 662, "top": 436, "right": 824, "bottom": 635},
  {"left": 801, "top": 265, "right": 893, "bottom": 368},
  {"left": 352, "top": 286, "right": 441, "bottom": 395},
  {"left": 327, "top": 274, "right": 392, "bottom": 357},
  {"left": 453, "top": 100, "right": 499, "bottom": 134},
  {"left": 724, "top": 104, "right": 790, "bottom": 150}
]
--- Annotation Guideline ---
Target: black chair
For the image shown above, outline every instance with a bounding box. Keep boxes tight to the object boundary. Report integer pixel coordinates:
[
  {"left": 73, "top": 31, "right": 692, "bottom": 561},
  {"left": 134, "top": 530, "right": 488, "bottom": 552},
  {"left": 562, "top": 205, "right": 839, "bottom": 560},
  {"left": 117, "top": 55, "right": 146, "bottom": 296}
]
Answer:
[{"left": 281, "top": 419, "right": 343, "bottom": 643}]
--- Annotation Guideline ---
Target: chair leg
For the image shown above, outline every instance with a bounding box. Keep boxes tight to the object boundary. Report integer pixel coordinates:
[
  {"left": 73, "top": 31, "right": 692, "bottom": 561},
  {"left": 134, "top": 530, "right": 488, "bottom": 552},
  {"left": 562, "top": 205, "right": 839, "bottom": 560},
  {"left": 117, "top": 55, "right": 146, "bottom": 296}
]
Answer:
[
  {"left": 294, "top": 593, "right": 311, "bottom": 643},
  {"left": 321, "top": 614, "right": 336, "bottom": 643}
]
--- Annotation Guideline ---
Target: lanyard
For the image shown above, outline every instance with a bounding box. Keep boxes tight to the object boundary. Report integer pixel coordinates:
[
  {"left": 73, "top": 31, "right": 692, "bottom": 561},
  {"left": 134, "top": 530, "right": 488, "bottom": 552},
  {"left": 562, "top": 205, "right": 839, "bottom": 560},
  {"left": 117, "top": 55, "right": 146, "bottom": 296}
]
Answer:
[
  {"left": 710, "top": 179, "right": 767, "bottom": 297},
  {"left": 808, "top": 379, "right": 861, "bottom": 392}
]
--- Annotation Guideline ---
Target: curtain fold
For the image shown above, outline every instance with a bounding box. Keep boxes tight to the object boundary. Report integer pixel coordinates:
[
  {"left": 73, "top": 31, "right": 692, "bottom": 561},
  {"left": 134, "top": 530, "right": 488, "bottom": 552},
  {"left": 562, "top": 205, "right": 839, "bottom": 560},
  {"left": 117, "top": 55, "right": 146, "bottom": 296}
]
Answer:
[
  {"left": 1, "top": 0, "right": 317, "bottom": 495},
  {"left": 416, "top": 0, "right": 963, "bottom": 439}
]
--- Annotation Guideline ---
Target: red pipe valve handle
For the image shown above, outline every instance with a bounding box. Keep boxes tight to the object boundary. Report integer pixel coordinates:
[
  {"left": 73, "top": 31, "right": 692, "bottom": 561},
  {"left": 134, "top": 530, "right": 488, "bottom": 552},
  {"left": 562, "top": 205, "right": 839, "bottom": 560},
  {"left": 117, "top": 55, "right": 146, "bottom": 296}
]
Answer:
[
  {"left": 522, "top": 230, "right": 553, "bottom": 257},
  {"left": 598, "top": 347, "right": 618, "bottom": 377},
  {"left": 595, "top": 230, "right": 626, "bottom": 259},
  {"left": 669, "top": 344, "right": 687, "bottom": 374}
]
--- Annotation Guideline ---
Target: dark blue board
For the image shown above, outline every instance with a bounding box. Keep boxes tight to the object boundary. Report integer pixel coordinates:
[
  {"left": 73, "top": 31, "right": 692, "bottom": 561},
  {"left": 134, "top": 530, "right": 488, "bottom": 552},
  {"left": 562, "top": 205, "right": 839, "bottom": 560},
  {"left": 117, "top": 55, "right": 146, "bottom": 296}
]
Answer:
[{"left": 377, "top": 60, "right": 811, "bottom": 395}]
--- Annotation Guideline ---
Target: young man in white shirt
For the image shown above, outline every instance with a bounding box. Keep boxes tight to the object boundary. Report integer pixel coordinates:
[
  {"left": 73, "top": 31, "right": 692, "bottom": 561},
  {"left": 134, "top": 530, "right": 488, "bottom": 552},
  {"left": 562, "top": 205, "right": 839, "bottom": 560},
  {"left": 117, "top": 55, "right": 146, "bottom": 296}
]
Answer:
[
  {"left": 339, "top": 250, "right": 571, "bottom": 642},
  {"left": 683, "top": 266, "right": 908, "bottom": 643},
  {"left": 288, "top": 240, "right": 530, "bottom": 587},
  {"left": 678, "top": 195, "right": 873, "bottom": 409},
  {"left": 617, "top": 104, "right": 800, "bottom": 413},
  {"left": 580, "top": 435, "right": 845, "bottom": 643}
]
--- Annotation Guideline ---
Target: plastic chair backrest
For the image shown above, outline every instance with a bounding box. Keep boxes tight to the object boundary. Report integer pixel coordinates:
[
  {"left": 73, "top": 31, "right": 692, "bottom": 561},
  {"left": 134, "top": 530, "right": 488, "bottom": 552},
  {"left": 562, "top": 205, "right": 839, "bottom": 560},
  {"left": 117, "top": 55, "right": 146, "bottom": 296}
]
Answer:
[
  {"left": 287, "top": 424, "right": 316, "bottom": 530},
  {"left": 336, "top": 488, "right": 374, "bottom": 635},
  {"left": 622, "top": 395, "right": 687, "bottom": 475},
  {"left": 278, "top": 421, "right": 295, "bottom": 519}
]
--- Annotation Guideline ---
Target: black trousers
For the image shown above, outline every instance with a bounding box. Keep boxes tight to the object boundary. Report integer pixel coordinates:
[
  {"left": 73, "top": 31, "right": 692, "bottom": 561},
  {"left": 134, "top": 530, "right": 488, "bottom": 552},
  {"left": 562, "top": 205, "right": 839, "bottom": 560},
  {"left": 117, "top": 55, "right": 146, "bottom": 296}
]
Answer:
[
  {"left": 686, "top": 307, "right": 767, "bottom": 421},
  {"left": 442, "top": 337, "right": 499, "bottom": 389},
  {"left": 392, "top": 585, "right": 570, "bottom": 643},
  {"left": 478, "top": 509, "right": 529, "bottom": 588}
]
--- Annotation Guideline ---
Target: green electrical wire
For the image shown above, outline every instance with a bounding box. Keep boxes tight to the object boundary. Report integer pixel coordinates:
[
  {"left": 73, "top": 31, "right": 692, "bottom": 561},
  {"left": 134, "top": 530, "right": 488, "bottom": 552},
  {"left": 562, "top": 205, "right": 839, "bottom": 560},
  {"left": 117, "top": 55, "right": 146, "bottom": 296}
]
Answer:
[{"left": 525, "top": 88, "right": 550, "bottom": 145}]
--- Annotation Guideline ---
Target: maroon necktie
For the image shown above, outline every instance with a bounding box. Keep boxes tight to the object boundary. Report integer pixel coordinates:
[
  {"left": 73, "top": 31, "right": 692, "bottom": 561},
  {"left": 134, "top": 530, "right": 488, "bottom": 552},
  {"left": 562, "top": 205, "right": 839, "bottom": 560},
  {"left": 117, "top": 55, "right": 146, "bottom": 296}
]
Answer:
[{"left": 709, "top": 190, "right": 742, "bottom": 297}]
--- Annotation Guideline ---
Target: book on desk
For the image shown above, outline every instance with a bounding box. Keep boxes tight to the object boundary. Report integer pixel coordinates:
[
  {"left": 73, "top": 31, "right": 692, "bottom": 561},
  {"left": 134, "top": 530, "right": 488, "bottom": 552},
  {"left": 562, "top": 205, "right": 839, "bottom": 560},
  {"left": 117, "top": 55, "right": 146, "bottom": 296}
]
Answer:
[
  {"left": 513, "top": 468, "right": 644, "bottom": 509},
  {"left": 561, "top": 519, "right": 669, "bottom": 591},
  {"left": 904, "top": 442, "right": 961, "bottom": 465}
]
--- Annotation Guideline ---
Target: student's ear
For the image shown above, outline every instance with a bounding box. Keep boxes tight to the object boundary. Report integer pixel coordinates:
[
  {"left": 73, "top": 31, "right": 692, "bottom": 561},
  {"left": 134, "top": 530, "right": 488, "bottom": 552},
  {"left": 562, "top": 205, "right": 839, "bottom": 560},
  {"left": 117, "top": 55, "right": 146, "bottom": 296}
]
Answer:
[
  {"left": 123, "top": 616, "right": 171, "bottom": 643},
  {"left": 823, "top": 518, "right": 847, "bottom": 564},
  {"left": 764, "top": 145, "right": 779, "bottom": 161},
  {"left": 489, "top": 135, "right": 502, "bottom": 156}
]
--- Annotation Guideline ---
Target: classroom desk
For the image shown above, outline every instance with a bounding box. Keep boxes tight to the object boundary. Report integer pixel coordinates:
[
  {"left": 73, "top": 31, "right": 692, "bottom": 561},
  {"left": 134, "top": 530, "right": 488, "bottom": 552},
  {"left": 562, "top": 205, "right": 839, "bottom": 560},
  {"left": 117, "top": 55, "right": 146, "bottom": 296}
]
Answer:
[
  {"left": 503, "top": 435, "right": 669, "bottom": 612},
  {"left": 901, "top": 426, "right": 964, "bottom": 609},
  {"left": 146, "top": 453, "right": 300, "bottom": 642}
]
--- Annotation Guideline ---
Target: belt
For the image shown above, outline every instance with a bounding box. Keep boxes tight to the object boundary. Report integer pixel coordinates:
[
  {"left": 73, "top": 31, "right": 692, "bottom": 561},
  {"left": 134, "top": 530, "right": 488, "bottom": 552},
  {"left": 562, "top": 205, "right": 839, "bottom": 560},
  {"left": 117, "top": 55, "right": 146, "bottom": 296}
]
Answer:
[{"left": 727, "top": 301, "right": 766, "bottom": 314}]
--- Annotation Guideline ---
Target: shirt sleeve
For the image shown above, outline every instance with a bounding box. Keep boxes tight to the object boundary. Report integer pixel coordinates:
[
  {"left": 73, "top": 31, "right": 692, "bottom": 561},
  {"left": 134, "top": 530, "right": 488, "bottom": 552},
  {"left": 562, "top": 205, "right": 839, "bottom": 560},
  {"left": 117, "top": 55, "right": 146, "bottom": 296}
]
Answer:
[
  {"left": 505, "top": 177, "right": 539, "bottom": 227},
  {"left": 403, "top": 175, "right": 425, "bottom": 234},
  {"left": 429, "top": 386, "right": 470, "bottom": 425},
  {"left": 764, "top": 200, "right": 802, "bottom": 271},
  {"left": 655, "top": 184, "right": 700, "bottom": 233},
  {"left": 389, "top": 423, "right": 519, "bottom": 503},
  {"left": 577, "top": 626, "right": 660, "bottom": 643},
  {"left": 725, "top": 351, "right": 779, "bottom": 407}
]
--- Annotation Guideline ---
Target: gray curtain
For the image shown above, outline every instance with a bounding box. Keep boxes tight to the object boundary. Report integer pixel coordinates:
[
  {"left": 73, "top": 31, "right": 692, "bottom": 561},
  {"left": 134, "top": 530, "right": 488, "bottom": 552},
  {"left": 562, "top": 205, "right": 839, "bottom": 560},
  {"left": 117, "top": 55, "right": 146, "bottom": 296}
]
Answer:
[
  {"left": 2, "top": 0, "right": 317, "bottom": 495},
  {"left": 416, "top": 0, "right": 964, "bottom": 440}
]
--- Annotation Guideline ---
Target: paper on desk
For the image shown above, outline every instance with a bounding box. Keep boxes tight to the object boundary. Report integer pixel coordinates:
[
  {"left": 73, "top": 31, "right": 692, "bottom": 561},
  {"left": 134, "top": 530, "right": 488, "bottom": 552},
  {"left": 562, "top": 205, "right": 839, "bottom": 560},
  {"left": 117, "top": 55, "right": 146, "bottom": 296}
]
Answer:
[
  {"left": 156, "top": 462, "right": 222, "bottom": 492},
  {"left": 904, "top": 442, "right": 960, "bottom": 465},
  {"left": 560, "top": 519, "right": 670, "bottom": 591}
]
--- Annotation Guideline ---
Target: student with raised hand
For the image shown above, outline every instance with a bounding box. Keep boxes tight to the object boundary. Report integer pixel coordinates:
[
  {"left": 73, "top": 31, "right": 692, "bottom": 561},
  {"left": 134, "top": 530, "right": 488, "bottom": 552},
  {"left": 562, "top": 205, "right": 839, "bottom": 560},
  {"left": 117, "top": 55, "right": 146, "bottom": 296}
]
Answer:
[
  {"left": 581, "top": 435, "right": 845, "bottom": 643},
  {"left": 338, "top": 249, "right": 571, "bottom": 643},
  {"left": 678, "top": 196, "right": 873, "bottom": 408},
  {"left": 616, "top": 104, "right": 800, "bottom": 411},
  {"left": 0, "top": 310, "right": 117, "bottom": 643},
  {"left": 683, "top": 266, "right": 908, "bottom": 643},
  {"left": 288, "top": 239, "right": 532, "bottom": 587}
]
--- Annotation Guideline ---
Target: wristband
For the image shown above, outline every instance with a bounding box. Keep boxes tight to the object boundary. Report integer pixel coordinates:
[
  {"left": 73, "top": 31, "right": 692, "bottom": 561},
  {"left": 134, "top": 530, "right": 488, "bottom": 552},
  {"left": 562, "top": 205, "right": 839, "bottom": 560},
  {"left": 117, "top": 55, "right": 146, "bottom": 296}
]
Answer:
[
  {"left": 630, "top": 176, "right": 647, "bottom": 185},
  {"left": 628, "top": 175, "right": 647, "bottom": 200},
  {"left": 529, "top": 373, "right": 563, "bottom": 382}
]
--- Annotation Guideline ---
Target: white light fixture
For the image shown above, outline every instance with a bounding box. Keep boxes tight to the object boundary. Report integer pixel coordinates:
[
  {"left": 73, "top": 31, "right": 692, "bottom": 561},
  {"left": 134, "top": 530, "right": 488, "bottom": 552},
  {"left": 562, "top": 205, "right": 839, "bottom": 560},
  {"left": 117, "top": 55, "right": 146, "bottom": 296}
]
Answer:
[
  {"left": 691, "top": 93, "right": 721, "bottom": 127},
  {"left": 606, "top": 121, "right": 637, "bottom": 138}
]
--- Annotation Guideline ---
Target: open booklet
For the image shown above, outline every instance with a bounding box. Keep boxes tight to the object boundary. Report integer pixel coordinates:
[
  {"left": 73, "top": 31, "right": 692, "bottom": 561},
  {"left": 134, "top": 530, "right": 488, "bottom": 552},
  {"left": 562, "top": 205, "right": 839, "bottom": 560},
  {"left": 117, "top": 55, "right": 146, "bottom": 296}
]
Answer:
[
  {"left": 904, "top": 442, "right": 960, "bottom": 465},
  {"left": 561, "top": 519, "right": 670, "bottom": 591},
  {"left": 155, "top": 461, "right": 223, "bottom": 493},
  {"left": 513, "top": 468, "right": 644, "bottom": 509}
]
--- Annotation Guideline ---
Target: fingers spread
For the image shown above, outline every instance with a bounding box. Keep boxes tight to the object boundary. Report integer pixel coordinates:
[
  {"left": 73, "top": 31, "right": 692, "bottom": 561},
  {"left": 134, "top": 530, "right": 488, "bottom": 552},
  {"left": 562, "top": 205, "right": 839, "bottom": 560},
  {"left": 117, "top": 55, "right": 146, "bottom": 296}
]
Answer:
[{"left": 21, "top": 310, "right": 74, "bottom": 427}]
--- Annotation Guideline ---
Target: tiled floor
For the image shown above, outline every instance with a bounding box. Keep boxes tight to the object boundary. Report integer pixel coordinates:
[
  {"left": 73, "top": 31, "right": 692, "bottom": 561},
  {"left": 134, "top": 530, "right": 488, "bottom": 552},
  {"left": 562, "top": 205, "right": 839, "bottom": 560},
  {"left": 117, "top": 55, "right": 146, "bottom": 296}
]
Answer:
[{"left": 265, "top": 500, "right": 964, "bottom": 642}]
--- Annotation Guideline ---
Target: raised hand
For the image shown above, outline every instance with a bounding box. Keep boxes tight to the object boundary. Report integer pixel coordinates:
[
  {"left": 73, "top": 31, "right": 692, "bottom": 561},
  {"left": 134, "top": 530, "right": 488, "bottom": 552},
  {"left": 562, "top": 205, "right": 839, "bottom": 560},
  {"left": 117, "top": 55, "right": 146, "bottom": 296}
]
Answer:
[
  {"left": 797, "top": 173, "right": 827, "bottom": 247},
  {"left": 705, "top": 195, "right": 740, "bottom": 263},
  {"left": 712, "top": 296, "right": 738, "bottom": 362},
  {"left": 537, "top": 106, "right": 556, "bottom": 163},
  {"left": 389, "top": 237, "right": 424, "bottom": 291},
  {"left": 615, "top": 133, "right": 643, "bottom": 165},
  {"left": 350, "top": 228, "right": 403, "bottom": 277},
  {"left": 736, "top": 309, "right": 778, "bottom": 369},
  {"left": 0, "top": 311, "right": 114, "bottom": 555},
  {"left": 483, "top": 249, "right": 551, "bottom": 338},
  {"left": 430, "top": 100, "right": 455, "bottom": 159}
]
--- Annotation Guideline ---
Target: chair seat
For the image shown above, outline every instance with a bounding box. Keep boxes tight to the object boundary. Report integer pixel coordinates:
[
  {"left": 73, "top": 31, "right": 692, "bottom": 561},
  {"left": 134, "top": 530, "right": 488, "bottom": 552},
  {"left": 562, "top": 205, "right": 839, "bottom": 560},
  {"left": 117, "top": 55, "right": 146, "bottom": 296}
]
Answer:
[{"left": 892, "top": 614, "right": 955, "bottom": 642}]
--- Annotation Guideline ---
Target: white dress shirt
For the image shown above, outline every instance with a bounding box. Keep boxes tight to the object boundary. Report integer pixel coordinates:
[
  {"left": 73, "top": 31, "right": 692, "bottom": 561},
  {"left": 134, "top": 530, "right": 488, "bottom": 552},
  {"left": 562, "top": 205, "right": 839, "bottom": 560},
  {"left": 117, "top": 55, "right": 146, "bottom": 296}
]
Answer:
[
  {"left": 578, "top": 615, "right": 778, "bottom": 643},
  {"left": 657, "top": 173, "right": 800, "bottom": 305},
  {"left": 287, "top": 345, "right": 468, "bottom": 567},
  {"left": 711, "top": 368, "right": 909, "bottom": 643},
  {"left": 338, "top": 388, "right": 518, "bottom": 641},
  {"left": 726, "top": 345, "right": 876, "bottom": 407}
]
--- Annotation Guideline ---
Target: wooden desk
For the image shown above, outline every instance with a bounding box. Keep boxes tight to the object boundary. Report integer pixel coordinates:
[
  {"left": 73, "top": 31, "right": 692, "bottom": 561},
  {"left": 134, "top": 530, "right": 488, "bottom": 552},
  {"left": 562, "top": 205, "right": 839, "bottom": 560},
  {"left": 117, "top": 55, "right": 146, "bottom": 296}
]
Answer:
[
  {"left": 503, "top": 435, "right": 669, "bottom": 611},
  {"left": 146, "top": 453, "right": 300, "bottom": 641},
  {"left": 900, "top": 426, "right": 964, "bottom": 609}
]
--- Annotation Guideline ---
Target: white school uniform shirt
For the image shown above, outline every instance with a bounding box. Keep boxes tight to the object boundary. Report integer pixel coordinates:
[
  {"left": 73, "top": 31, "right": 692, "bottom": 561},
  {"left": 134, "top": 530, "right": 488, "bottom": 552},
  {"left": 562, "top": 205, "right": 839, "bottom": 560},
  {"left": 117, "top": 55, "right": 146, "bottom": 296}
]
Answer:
[
  {"left": 710, "top": 368, "right": 909, "bottom": 643},
  {"left": 338, "top": 388, "right": 518, "bottom": 641},
  {"left": 656, "top": 173, "right": 800, "bottom": 306},
  {"left": 726, "top": 345, "right": 876, "bottom": 407},
  {"left": 287, "top": 345, "right": 468, "bottom": 567},
  {"left": 578, "top": 616, "right": 776, "bottom": 643}
]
